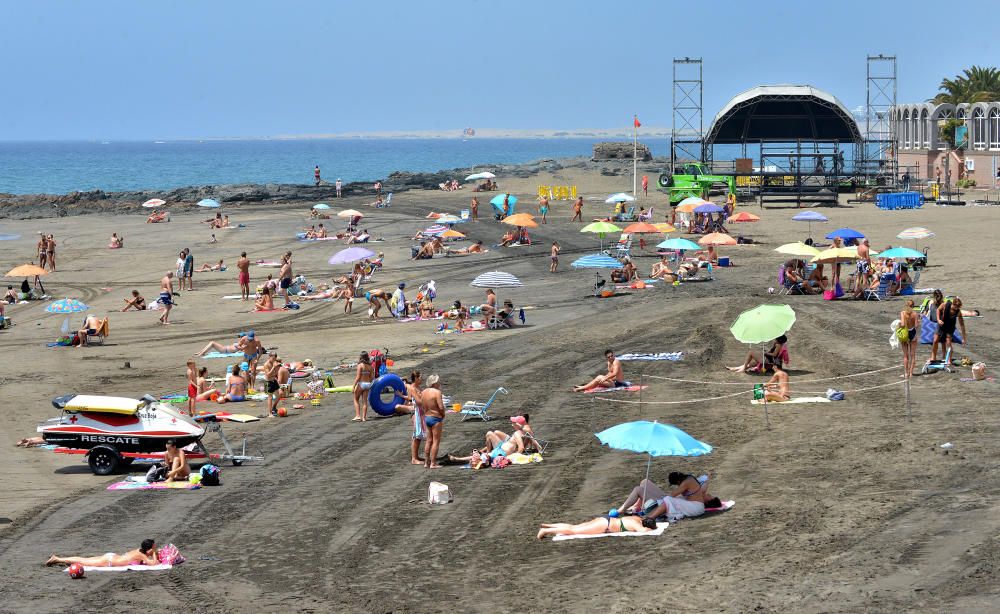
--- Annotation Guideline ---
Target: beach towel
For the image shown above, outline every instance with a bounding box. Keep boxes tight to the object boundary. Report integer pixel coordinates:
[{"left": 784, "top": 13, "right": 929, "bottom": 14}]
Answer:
[
  {"left": 107, "top": 479, "right": 201, "bottom": 491},
  {"left": 202, "top": 351, "right": 243, "bottom": 359},
  {"left": 213, "top": 412, "right": 260, "bottom": 422},
  {"left": 751, "top": 397, "right": 830, "bottom": 405},
  {"left": 919, "top": 315, "right": 963, "bottom": 344},
  {"left": 256, "top": 261, "right": 282, "bottom": 267},
  {"left": 583, "top": 385, "right": 647, "bottom": 394},
  {"left": 617, "top": 352, "right": 683, "bottom": 362},
  {"left": 506, "top": 452, "right": 543, "bottom": 464},
  {"left": 704, "top": 500, "right": 736, "bottom": 513},
  {"left": 65, "top": 564, "right": 174, "bottom": 573},
  {"left": 552, "top": 522, "right": 668, "bottom": 542},
  {"left": 221, "top": 295, "right": 244, "bottom": 300}
]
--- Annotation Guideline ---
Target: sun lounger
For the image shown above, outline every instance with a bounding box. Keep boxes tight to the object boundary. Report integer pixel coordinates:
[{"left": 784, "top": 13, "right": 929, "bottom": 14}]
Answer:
[{"left": 459, "top": 387, "right": 508, "bottom": 421}]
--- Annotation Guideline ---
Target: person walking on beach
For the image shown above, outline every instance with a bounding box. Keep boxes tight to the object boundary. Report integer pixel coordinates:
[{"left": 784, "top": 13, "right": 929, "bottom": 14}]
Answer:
[
  {"left": 46, "top": 234, "right": 56, "bottom": 271},
  {"left": 186, "top": 360, "right": 198, "bottom": 416},
  {"left": 538, "top": 195, "right": 549, "bottom": 224},
  {"left": 183, "top": 248, "right": 195, "bottom": 291},
  {"left": 335, "top": 178, "right": 342, "bottom": 197},
  {"left": 898, "top": 299, "right": 919, "bottom": 379},
  {"left": 158, "top": 271, "right": 175, "bottom": 325},
  {"left": 314, "top": 165, "right": 321, "bottom": 186},
  {"left": 470, "top": 196, "right": 479, "bottom": 221},
  {"left": 36, "top": 233, "right": 48, "bottom": 270},
  {"left": 237, "top": 252, "right": 250, "bottom": 301},
  {"left": 352, "top": 351, "right": 374, "bottom": 422},
  {"left": 550, "top": 241, "right": 560, "bottom": 273},
  {"left": 421, "top": 375, "right": 445, "bottom": 468},
  {"left": 572, "top": 196, "right": 583, "bottom": 222}
]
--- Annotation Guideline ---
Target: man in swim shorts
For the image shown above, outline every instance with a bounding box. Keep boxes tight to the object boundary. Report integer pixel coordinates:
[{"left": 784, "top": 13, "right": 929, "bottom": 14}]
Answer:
[
  {"left": 365, "top": 288, "right": 392, "bottom": 319},
  {"left": 550, "top": 241, "right": 560, "bottom": 273},
  {"left": 264, "top": 353, "right": 281, "bottom": 416},
  {"left": 158, "top": 271, "right": 175, "bottom": 325},
  {"left": 241, "top": 331, "right": 263, "bottom": 380},
  {"left": 279, "top": 254, "right": 296, "bottom": 308},
  {"left": 420, "top": 375, "right": 445, "bottom": 469},
  {"left": 186, "top": 360, "right": 198, "bottom": 416},
  {"left": 574, "top": 349, "right": 625, "bottom": 392},
  {"left": 237, "top": 252, "right": 251, "bottom": 301}
]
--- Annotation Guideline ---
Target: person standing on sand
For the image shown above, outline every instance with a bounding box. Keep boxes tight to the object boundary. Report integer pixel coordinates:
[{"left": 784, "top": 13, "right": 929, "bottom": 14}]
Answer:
[
  {"left": 574, "top": 349, "right": 625, "bottom": 392},
  {"left": 470, "top": 196, "right": 479, "bottom": 221},
  {"left": 158, "top": 271, "right": 175, "bottom": 325},
  {"left": 336, "top": 178, "right": 342, "bottom": 197},
  {"left": 46, "top": 234, "right": 56, "bottom": 271},
  {"left": 642, "top": 175, "right": 648, "bottom": 196},
  {"left": 314, "top": 165, "right": 321, "bottom": 186},
  {"left": 352, "top": 351, "right": 374, "bottom": 422},
  {"left": 572, "top": 196, "right": 583, "bottom": 222},
  {"left": 37, "top": 233, "right": 48, "bottom": 270},
  {"left": 182, "top": 248, "right": 195, "bottom": 291},
  {"left": 538, "top": 195, "right": 549, "bottom": 224},
  {"left": 279, "top": 254, "right": 296, "bottom": 308},
  {"left": 421, "top": 375, "right": 445, "bottom": 468},
  {"left": 264, "top": 353, "right": 281, "bottom": 417},
  {"left": 186, "top": 360, "right": 197, "bottom": 416},
  {"left": 374, "top": 181, "right": 382, "bottom": 196},
  {"left": 405, "top": 371, "right": 425, "bottom": 465},
  {"left": 237, "top": 252, "right": 251, "bottom": 301},
  {"left": 550, "top": 241, "right": 560, "bottom": 273},
  {"left": 898, "top": 299, "right": 919, "bottom": 379}
]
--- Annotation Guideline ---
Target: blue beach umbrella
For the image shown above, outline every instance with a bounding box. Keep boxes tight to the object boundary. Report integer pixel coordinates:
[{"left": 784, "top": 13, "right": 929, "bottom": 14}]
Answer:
[
  {"left": 489, "top": 194, "right": 518, "bottom": 215},
  {"left": 605, "top": 192, "right": 636, "bottom": 204},
  {"left": 571, "top": 254, "right": 623, "bottom": 269},
  {"left": 693, "top": 203, "right": 724, "bottom": 214},
  {"left": 328, "top": 247, "right": 375, "bottom": 265},
  {"left": 45, "top": 298, "right": 89, "bottom": 314},
  {"left": 826, "top": 227, "right": 865, "bottom": 241},
  {"left": 197, "top": 198, "right": 221, "bottom": 208},
  {"left": 877, "top": 246, "right": 925, "bottom": 260},
  {"left": 312, "top": 203, "right": 331, "bottom": 210},
  {"left": 656, "top": 238, "right": 701, "bottom": 251}
]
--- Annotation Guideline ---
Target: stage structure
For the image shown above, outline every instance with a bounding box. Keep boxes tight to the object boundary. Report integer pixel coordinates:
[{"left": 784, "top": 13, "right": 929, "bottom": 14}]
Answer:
[{"left": 671, "top": 57, "right": 703, "bottom": 168}]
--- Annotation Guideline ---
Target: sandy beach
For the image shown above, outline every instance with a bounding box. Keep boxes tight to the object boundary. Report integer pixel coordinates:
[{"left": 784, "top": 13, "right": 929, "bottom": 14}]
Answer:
[{"left": 2, "top": 165, "right": 999, "bottom": 613}]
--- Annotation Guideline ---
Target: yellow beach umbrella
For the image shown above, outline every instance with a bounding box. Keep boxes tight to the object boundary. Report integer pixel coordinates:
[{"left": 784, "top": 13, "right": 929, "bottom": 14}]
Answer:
[
  {"left": 774, "top": 242, "right": 821, "bottom": 258},
  {"left": 653, "top": 223, "right": 677, "bottom": 233},
  {"left": 810, "top": 247, "right": 859, "bottom": 264}
]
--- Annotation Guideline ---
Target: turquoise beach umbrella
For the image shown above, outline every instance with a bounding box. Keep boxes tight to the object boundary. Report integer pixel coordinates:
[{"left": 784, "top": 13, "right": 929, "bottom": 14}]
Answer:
[
  {"left": 877, "top": 246, "right": 925, "bottom": 260},
  {"left": 313, "top": 203, "right": 331, "bottom": 210},
  {"left": 197, "top": 198, "right": 221, "bottom": 208},
  {"left": 571, "top": 254, "right": 623, "bottom": 269},
  {"left": 656, "top": 238, "right": 701, "bottom": 251}
]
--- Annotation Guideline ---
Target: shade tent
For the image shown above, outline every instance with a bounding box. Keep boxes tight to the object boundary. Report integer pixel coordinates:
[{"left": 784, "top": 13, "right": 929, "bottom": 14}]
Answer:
[
  {"left": 571, "top": 254, "right": 623, "bottom": 269},
  {"left": 489, "top": 194, "right": 518, "bottom": 214},
  {"left": 470, "top": 271, "right": 522, "bottom": 288}
]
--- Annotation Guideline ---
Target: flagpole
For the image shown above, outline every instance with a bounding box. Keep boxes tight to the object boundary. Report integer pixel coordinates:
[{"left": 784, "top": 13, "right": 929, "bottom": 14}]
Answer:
[{"left": 632, "top": 115, "right": 638, "bottom": 196}]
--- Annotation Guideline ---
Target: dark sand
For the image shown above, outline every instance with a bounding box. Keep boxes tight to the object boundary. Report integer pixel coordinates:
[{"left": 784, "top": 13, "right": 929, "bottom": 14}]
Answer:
[{"left": 1, "top": 168, "right": 999, "bottom": 613}]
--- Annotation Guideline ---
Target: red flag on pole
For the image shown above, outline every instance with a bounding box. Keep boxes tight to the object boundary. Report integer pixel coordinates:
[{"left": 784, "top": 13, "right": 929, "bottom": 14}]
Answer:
[{"left": 634, "top": 116, "right": 641, "bottom": 128}]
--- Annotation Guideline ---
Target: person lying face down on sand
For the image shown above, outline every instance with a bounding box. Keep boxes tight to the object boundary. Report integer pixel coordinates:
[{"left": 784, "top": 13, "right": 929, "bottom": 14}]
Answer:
[
  {"left": 763, "top": 366, "right": 790, "bottom": 401},
  {"left": 537, "top": 514, "right": 657, "bottom": 539},
  {"left": 573, "top": 350, "right": 625, "bottom": 392},
  {"left": 121, "top": 290, "right": 145, "bottom": 311},
  {"left": 47, "top": 539, "right": 159, "bottom": 568}
]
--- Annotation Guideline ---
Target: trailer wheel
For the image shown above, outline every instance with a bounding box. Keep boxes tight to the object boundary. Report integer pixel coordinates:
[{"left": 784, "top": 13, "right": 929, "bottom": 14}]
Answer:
[
  {"left": 232, "top": 459, "right": 243, "bottom": 467},
  {"left": 88, "top": 446, "right": 121, "bottom": 476},
  {"left": 658, "top": 173, "right": 673, "bottom": 188}
]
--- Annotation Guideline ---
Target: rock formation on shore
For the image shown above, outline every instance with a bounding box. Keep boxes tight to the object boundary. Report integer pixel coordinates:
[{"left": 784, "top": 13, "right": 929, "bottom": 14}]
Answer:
[{"left": 592, "top": 142, "right": 652, "bottom": 161}]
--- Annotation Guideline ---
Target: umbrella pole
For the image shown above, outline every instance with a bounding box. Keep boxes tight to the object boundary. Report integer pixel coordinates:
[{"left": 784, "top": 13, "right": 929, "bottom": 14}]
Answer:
[
  {"left": 761, "top": 342, "right": 771, "bottom": 429},
  {"left": 640, "top": 452, "right": 652, "bottom": 508}
]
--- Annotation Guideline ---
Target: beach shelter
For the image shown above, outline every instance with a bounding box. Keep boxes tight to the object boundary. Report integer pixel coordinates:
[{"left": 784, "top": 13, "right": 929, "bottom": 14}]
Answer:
[
  {"left": 337, "top": 209, "right": 364, "bottom": 218},
  {"left": 197, "top": 198, "right": 221, "bottom": 208},
  {"left": 677, "top": 196, "right": 708, "bottom": 208},
  {"left": 728, "top": 211, "right": 760, "bottom": 223},
  {"left": 45, "top": 298, "right": 89, "bottom": 314},
  {"left": 596, "top": 420, "right": 713, "bottom": 505},
  {"left": 142, "top": 198, "right": 166, "bottom": 208},
  {"left": 792, "top": 210, "right": 828, "bottom": 240},
  {"left": 328, "top": 247, "right": 375, "bottom": 265},
  {"left": 501, "top": 213, "right": 539, "bottom": 228},
  {"left": 489, "top": 194, "right": 518, "bottom": 215},
  {"left": 464, "top": 171, "right": 496, "bottom": 181},
  {"left": 605, "top": 192, "right": 636, "bottom": 204},
  {"left": 774, "top": 242, "right": 821, "bottom": 258},
  {"left": 470, "top": 271, "right": 522, "bottom": 288},
  {"left": 826, "top": 227, "right": 864, "bottom": 241},
  {"left": 312, "top": 203, "right": 331, "bottom": 210},
  {"left": 580, "top": 221, "right": 621, "bottom": 251},
  {"left": 571, "top": 254, "right": 623, "bottom": 269},
  {"left": 731, "top": 304, "right": 796, "bottom": 426},
  {"left": 5, "top": 264, "right": 48, "bottom": 278}
]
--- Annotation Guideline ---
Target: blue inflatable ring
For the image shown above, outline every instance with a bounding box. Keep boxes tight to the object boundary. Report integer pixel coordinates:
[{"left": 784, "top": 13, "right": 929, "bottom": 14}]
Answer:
[{"left": 368, "top": 373, "right": 406, "bottom": 416}]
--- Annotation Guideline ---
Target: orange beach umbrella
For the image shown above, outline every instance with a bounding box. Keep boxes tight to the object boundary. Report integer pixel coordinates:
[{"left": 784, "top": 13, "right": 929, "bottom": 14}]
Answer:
[
  {"left": 5, "top": 264, "right": 48, "bottom": 278},
  {"left": 501, "top": 213, "right": 539, "bottom": 228},
  {"left": 622, "top": 222, "right": 661, "bottom": 234},
  {"left": 728, "top": 211, "right": 760, "bottom": 223},
  {"left": 698, "top": 233, "right": 737, "bottom": 246}
]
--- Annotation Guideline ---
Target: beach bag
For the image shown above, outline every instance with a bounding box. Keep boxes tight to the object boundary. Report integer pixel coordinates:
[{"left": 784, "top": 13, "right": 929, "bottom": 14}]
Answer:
[
  {"left": 199, "top": 464, "right": 221, "bottom": 486},
  {"left": 895, "top": 326, "right": 910, "bottom": 343},
  {"left": 158, "top": 543, "right": 185, "bottom": 565},
  {"left": 428, "top": 481, "right": 452, "bottom": 504},
  {"left": 823, "top": 290, "right": 835, "bottom": 301},
  {"left": 826, "top": 388, "right": 845, "bottom": 401},
  {"left": 972, "top": 362, "right": 987, "bottom": 381},
  {"left": 146, "top": 463, "right": 167, "bottom": 483}
]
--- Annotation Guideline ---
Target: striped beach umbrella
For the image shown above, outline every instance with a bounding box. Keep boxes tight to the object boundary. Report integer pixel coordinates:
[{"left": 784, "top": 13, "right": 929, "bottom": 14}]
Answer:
[
  {"left": 142, "top": 198, "right": 166, "bottom": 208},
  {"left": 897, "top": 226, "right": 934, "bottom": 250},
  {"left": 470, "top": 271, "right": 522, "bottom": 288},
  {"left": 421, "top": 225, "right": 448, "bottom": 236},
  {"left": 45, "top": 298, "right": 89, "bottom": 314},
  {"left": 571, "top": 254, "right": 623, "bottom": 269}
]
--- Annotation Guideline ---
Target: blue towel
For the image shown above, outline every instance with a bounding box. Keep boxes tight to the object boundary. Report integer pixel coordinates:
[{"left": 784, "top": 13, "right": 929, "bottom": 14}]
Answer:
[
  {"left": 617, "top": 352, "right": 683, "bottom": 361},
  {"left": 203, "top": 351, "right": 243, "bottom": 359}
]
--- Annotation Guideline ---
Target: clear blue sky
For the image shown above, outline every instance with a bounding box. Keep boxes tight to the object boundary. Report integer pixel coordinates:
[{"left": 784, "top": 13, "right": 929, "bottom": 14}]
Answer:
[{"left": 1, "top": 0, "right": 996, "bottom": 140}]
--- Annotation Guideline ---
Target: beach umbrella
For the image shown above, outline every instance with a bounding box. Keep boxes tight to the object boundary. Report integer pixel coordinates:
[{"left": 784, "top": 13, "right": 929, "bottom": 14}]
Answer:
[
  {"left": 571, "top": 254, "right": 623, "bottom": 269},
  {"left": 677, "top": 196, "right": 708, "bottom": 208},
  {"left": 440, "top": 229, "right": 466, "bottom": 239},
  {"left": 436, "top": 214, "right": 462, "bottom": 224},
  {"left": 774, "top": 242, "right": 821, "bottom": 258},
  {"left": 897, "top": 227, "right": 934, "bottom": 250},
  {"left": 464, "top": 172, "right": 495, "bottom": 181},
  {"left": 622, "top": 222, "right": 661, "bottom": 234},
  {"left": 470, "top": 271, "right": 522, "bottom": 288},
  {"left": 877, "top": 246, "right": 925, "bottom": 260},
  {"left": 45, "top": 298, "right": 89, "bottom": 314},
  {"left": 5, "top": 264, "right": 48, "bottom": 278},
  {"left": 656, "top": 238, "right": 701, "bottom": 251},
  {"left": 501, "top": 213, "right": 539, "bottom": 228},
  {"left": 653, "top": 223, "right": 677, "bottom": 233},
  {"left": 489, "top": 194, "right": 518, "bottom": 215},
  {"left": 328, "top": 247, "right": 375, "bottom": 265},
  {"left": 792, "top": 210, "right": 828, "bottom": 240},
  {"left": 730, "top": 303, "right": 797, "bottom": 425},
  {"left": 605, "top": 192, "right": 636, "bottom": 204},
  {"left": 693, "top": 203, "right": 724, "bottom": 214},
  {"left": 142, "top": 198, "right": 166, "bottom": 208},
  {"left": 826, "top": 227, "right": 865, "bottom": 241},
  {"left": 312, "top": 203, "right": 331, "bottom": 210},
  {"left": 810, "top": 246, "right": 859, "bottom": 264},
  {"left": 728, "top": 211, "right": 760, "bottom": 223},
  {"left": 581, "top": 221, "right": 622, "bottom": 251},
  {"left": 698, "top": 232, "right": 737, "bottom": 246},
  {"left": 197, "top": 198, "right": 221, "bottom": 208},
  {"left": 337, "top": 209, "right": 363, "bottom": 218},
  {"left": 596, "top": 420, "right": 713, "bottom": 503},
  {"left": 421, "top": 225, "right": 448, "bottom": 236}
]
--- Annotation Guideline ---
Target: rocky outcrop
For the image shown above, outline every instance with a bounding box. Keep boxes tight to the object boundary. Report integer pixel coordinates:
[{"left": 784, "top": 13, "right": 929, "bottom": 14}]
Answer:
[{"left": 592, "top": 142, "right": 652, "bottom": 161}]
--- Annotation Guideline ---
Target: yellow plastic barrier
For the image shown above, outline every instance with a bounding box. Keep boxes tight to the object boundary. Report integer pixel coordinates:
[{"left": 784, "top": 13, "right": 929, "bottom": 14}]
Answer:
[{"left": 537, "top": 185, "right": 577, "bottom": 200}]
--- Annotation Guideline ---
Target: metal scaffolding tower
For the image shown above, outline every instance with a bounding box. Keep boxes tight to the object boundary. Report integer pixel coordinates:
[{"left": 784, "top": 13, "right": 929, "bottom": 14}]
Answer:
[
  {"left": 863, "top": 54, "right": 897, "bottom": 184},
  {"left": 672, "top": 57, "right": 703, "bottom": 170}
]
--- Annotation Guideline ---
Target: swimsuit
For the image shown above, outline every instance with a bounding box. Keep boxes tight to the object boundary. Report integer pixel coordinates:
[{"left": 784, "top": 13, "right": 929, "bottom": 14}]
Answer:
[
  {"left": 359, "top": 381, "right": 373, "bottom": 390},
  {"left": 266, "top": 380, "right": 279, "bottom": 394},
  {"left": 605, "top": 517, "right": 627, "bottom": 533},
  {"left": 424, "top": 415, "right": 443, "bottom": 427},
  {"left": 159, "top": 292, "right": 172, "bottom": 306},
  {"left": 238, "top": 271, "right": 250, "bottom": 284},
  {"left": 280, "top": 277, "right": 292, "bottom": 289},
  {"left": 940, "top": 308, "right": 958, "bottom": 335},
  {"left": 188, "top": 383, "right": 198, "bottom": 398}
]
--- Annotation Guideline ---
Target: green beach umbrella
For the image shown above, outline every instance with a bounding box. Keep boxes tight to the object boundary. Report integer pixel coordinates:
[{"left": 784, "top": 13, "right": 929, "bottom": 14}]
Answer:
[
  {"left": 581, "top": 221, "right": 622, "bottom": 251},
  {"left": 730, "top": 304, "right": 795, "bottom": 344}
]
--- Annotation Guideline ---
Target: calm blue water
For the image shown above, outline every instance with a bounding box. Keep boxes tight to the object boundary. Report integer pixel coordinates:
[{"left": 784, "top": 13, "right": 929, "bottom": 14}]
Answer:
[{"left": 0, "top": 138, "right": 677, "bottom": 195}]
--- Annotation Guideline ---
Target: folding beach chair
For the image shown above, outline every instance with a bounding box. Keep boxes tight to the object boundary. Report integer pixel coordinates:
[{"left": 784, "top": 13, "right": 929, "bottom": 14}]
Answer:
[
  {"left": 609, "top": 236, "right": 632, "bottom": 259},
  {"left": 523, "top": 430, "right": 549, "bottom": 455},
  {"left": 86, "top": 318, "right": 109, "bottom": 345},
  {"left": 459, "top": 387, "right": 508, "bottom": 421},
  {"left": 378, "top": 193, "right": 392, "bottom": 208},
  {"left": 863, "top": 274, "right": 893, "bottom": 301}
]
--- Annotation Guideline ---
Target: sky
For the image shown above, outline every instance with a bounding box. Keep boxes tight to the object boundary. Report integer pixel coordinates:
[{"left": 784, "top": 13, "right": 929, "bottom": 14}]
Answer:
[{"left": 0, "top": 0, "right": 997, "bottom": 140}]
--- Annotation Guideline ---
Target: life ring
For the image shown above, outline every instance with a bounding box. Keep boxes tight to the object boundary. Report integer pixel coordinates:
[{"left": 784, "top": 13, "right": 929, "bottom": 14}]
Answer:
[{"left": 368, "top": 373, "right": 406, "bottom": 416}]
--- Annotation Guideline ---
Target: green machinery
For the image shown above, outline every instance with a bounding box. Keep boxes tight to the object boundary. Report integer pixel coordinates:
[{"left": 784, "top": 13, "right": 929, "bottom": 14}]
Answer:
[{"left": 657, "top": 162, "right": 735, "bottom": 205}]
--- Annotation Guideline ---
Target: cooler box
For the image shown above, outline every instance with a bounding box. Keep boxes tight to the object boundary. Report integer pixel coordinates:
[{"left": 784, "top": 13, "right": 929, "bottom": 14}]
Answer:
[{"left": 718, "top": 256, "right": 731, "bottom": 267}]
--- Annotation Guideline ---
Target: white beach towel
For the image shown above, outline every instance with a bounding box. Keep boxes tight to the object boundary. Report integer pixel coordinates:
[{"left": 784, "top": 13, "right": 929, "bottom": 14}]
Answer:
[
  {"left": 552, "top": 522, "right": 667, "bottom": 542},
  {"left": 751, "top": 397, "right": 831, "bottom": 405},
  {"left": 617, "top": 352, "right": 683, "bottom": 362},
  {"left": 64, "top": 564, "right": 173, "bottom": 573}
]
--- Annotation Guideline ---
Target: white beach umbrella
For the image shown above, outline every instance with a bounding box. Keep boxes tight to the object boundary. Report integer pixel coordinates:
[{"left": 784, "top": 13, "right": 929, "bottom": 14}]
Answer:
[
  {"left": 142, "top": 198, "right": 166, "bottom": 208},
  {"left": 470, "top": 271, "right": 522, "bottom": 288},
  {"left": 465, "top": 172, "right": 496, "bottom": 181},
  {"left": 605, "top": 192, "right": 636, "bottom": 204}
]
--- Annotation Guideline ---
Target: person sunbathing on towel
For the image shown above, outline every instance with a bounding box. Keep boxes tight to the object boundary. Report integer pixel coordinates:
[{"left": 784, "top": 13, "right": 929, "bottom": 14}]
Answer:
[
  {"left": 299, "top": 286, "right": 339, "bottom": 301},
  {"left": 651, "top": 257, "right": 677, "bottom": 282},
  {"left": 47, "top": 539, "right": 159, "bottom": 568},
  {"left": 481, "top": 415, "right": 536, "bottom": 455},
  {"left": 574, "top": 349, "right": 625, "bottom": 392},
  {"left": 146, "top": 210, "right": 168, "bottom": 223},
  {"left": 121, "top": 289, "right": 146, "bottom": 311},
  {"left": 195, "top": 259, "right": 225, "bottom": 272},
  {"left": 450, "top": 240, "right": 488, "bottom": 255},
  {"left": 727, "top": 335, "right": 786, "bottom": 373},
  {"left": 163, "top": 438, "right": 190, "bottom": 483},
  {"left": 254, "top": 286, "right": 275, "bottom": 311},
  {"left": 537, "top": 514, "right": 657, "bottom": 539},
  {"left": 412, "top": 241, "right": 435, "bottom": 260},
  {"left": 763, "top": 366, "right": 790, "bottom": 401},
  {"left": 641, "top": 472, "right": 718, "bottom": 521}
]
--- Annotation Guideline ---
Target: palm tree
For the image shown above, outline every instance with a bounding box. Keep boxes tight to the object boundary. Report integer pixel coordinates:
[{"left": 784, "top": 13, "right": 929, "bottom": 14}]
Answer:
[{"left": 931, "top": 65, "right": 1000, "bottom": 104}]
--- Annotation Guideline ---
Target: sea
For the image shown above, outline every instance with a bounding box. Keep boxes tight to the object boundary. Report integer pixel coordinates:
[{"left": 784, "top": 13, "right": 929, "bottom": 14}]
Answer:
[{"left": 0, "top": 137, "right": 686, "bottom": 196}]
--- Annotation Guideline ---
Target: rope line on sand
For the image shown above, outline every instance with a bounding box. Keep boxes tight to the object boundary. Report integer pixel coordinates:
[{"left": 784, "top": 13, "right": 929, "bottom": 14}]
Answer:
[
  {"left": 796, "top": 379, "right": 907, "bottom": 395},
  {"left": 590, "top": 389, "right": 754, "bottom": 405},
  {"left": 642, "top": 365, "right": 900, "bottom": 386}
]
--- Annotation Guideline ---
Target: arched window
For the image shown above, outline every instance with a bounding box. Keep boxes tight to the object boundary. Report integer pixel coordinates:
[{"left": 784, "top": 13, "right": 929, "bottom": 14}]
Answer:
[
  {"left": 902, "top": 110, "right": 910, "bottom": 148},
  {"left": 936, "top": 107, "right": 953, "bottom": 150},
  {"left": 921, "top": 109, "right": 930, "bottom": 148},
  {"left": 989, "top": 108, "right": 1000, "bottom": 150},
  {"left": 914, "top": 110, "right": 922, "bottom": 150},
  {"left": 973, "top": 108, "right": 986, "bottom": 150}
]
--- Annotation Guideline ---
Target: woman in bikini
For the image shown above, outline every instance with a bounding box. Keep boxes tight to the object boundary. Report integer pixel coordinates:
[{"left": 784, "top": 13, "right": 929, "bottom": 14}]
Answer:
[
  {"left": 46, "top": 234, "right": 56, "bottom": 271},
  {"left": 37, "top": 234, "right": 48, "bottom": 270},
  {"left": 47, "top": 539, "right": 158, "bottom": 568},
  {"left": 642, "top": 471, "right": 717, "bottom": 521},
  {"left": 403, "top": 371, "right": 425, "bottom": 464},
  {"left": 727, "top": 335, "right": 786, "bottom": 373},
  {"left": 217, "top": 365, "right": 246, "bottom": 403},
  {"left": 254, "top": 286, "right": 275, "bottom": 311},
  {"left": 899, "top": 299, "right": 919, "bottom": 379},
  {"left": 537, "top": 514, "right": 657, "bottom": 539},
  {"left": 352, "top": 351, "right": 374, "bottom": 422},
  {"left": 195, "top": 367, "right": 218, "bottom": 401}
]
